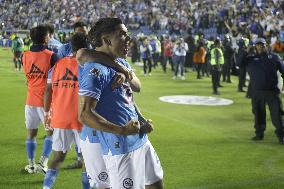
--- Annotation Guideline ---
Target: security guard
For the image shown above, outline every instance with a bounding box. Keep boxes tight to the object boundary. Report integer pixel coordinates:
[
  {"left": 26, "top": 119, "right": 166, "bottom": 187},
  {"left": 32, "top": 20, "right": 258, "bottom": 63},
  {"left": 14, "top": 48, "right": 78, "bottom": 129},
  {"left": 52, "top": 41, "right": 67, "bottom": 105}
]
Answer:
[
  {"left": 210, "top": 38, "right": 224, "bottom": 95},
  {"left": 243, "top": 38, "right": 284, "bottom": 144}
]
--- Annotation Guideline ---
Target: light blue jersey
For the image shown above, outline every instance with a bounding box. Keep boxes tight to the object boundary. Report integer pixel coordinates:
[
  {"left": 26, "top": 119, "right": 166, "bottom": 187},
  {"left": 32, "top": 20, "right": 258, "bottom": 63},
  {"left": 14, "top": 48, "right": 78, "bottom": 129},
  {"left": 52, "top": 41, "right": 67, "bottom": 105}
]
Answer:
[
  {"left": 48, "top": 38, "right": 63, "bottom": 53},
  {"left": 58, "top": 42, "right": 72, "bottom": 58},
  {"left": 78, "top": 59, "right": 147, "bottom": 155}
]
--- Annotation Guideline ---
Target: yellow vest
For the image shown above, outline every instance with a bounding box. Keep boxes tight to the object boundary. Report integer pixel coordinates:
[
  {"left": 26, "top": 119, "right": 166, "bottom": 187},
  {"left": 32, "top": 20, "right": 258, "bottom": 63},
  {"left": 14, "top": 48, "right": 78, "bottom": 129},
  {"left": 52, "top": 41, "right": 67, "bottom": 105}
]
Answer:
[{"left": 210, "top": 48, "right": 224, "bottom": 65}]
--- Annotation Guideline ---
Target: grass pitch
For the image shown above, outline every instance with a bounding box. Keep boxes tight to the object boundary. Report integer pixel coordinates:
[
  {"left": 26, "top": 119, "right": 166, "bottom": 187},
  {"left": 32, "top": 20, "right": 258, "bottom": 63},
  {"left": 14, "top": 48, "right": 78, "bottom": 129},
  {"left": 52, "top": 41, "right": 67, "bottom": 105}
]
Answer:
[{"left": 1, "top": 47, "right": 284, "bottom": 189}]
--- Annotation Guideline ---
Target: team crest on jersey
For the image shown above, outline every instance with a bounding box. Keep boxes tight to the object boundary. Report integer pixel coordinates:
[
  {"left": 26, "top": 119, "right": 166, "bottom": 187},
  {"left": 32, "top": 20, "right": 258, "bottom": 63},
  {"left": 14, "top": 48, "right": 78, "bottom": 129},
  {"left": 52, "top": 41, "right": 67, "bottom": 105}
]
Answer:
[
  {"left": 89, "top": 67, "right": 100, "bottom": 76},
  {"left": 123, "top": 178, "right": 133, "bottom": 189},
  {"left": 98, "top": 172, "right": 108, "bottom": 181}
]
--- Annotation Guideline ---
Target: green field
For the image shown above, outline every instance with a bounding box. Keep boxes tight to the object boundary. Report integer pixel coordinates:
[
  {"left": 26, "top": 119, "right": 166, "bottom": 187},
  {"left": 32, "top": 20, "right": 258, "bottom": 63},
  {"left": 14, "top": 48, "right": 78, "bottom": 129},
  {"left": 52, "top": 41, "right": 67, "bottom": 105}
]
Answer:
[{"left": 1, "top": 47, "right": 284, "bottom": 189}]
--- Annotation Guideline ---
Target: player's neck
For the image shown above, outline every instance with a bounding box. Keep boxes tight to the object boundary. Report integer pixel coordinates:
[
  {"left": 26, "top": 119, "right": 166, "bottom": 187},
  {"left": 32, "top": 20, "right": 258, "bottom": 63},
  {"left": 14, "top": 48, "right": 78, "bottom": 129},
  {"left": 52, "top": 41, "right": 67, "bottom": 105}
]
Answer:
[{"left": 95, "top": 48, "right": 116, "bottom": 61}]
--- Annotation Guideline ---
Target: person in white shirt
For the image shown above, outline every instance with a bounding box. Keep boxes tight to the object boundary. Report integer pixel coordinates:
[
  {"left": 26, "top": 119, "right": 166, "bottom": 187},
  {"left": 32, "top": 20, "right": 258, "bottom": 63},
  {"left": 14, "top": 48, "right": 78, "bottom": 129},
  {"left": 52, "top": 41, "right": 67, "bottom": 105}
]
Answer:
[{"left": 172, "top": 38, "right": 188, "bottom": 80}]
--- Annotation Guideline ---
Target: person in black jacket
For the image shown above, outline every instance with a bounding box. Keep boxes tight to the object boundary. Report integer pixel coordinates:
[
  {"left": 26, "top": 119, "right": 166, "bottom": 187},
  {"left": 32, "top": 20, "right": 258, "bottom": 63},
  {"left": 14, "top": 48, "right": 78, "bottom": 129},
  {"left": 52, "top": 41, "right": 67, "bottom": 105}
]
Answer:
[
  {"left": 242, "top": 38, "right": 284, "bottom": 144},
  {"left": 236, "top": 38, "right": 248, "bottom": 92},
  {"left": 222, "top": 35, "right": 234, "bottom": 83}
]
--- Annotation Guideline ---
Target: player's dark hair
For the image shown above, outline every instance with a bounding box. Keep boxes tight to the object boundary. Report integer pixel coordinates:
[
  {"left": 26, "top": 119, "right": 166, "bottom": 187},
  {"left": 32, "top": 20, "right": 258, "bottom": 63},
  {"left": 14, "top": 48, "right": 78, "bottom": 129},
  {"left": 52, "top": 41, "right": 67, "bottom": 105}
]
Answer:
[
  {"left": 88, "top": 17, "right": 122, "bottom": 47},
  {"left": 30, "top": 25, "right": 49, "bottom": 44},
  {"left": 45, "top": 23, "right": 55, "bottom": 35},
  {"left": 73, "top": 21, "right": 87, "bottom": 31},
  {"left": 71, "top": 33, "right": 88, "bottom": 53}
]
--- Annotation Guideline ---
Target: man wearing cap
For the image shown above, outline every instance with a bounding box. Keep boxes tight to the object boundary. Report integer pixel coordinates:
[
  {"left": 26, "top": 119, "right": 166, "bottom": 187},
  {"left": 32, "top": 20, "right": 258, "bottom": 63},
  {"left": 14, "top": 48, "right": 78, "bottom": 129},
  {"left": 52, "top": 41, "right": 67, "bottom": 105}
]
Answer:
[{"left": 242, "top": 38, "right": 284, "bottom": 144}]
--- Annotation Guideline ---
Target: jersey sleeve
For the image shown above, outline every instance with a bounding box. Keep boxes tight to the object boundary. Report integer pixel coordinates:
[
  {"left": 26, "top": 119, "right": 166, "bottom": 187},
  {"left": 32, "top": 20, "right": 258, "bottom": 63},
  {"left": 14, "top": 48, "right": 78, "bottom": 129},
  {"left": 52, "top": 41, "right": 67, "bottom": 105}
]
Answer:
[
  {"left": 116, "top": 58, "right": 132, "bottom": 70},
  {"left": 78, "top": 65, "right": 105, "bottom": 101}
]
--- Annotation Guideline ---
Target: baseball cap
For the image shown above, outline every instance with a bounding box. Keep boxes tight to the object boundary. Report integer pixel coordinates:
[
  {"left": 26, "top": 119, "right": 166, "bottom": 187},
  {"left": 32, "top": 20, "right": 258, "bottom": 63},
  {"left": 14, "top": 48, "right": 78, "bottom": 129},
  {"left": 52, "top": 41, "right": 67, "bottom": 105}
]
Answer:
[{"left": 254, "top": 38, "right": 266, "bottom": 45}]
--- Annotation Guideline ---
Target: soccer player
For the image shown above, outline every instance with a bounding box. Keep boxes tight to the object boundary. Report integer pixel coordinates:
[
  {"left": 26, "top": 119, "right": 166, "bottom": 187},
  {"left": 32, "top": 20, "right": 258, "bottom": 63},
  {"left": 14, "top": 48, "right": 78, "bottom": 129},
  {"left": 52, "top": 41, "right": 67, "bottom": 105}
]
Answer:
[
  {"left": 58, "top": 21, "right": 88, "bottom": 58},
  {"left": 22, "top": 25, "right": 59, "bottom": 173},
  {"left": 42, "top": 33, "right": 88, "bottom": 189},
  {"left": 79, "top": 18, "right": 163, "bottom": 189},
  {"left": 11, "top": 33, "right": 24, "bottom": 71},
  {"left": 57, "top": 21, "right": 88, "bottom": 169},
  {"left": 45, "top": 23, "right": 63, "bottom": 53}
]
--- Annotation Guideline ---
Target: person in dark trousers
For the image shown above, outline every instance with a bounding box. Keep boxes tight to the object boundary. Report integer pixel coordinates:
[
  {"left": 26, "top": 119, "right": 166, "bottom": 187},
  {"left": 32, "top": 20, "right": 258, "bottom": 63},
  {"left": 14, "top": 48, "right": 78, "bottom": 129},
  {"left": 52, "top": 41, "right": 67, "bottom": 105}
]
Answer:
[
  {"left": 236, "top": 38, "right": 248, "bottom": 92},
  {"left": 242, "top": 38, "right": 284, "bottom": 144},
  {"left": 222, "top": 35, "right": 234, "bottom": 83},
  {"left": 210, "top": 39, "right": 224, "bottom": 95},
  {"left": 140, "top": 37, "right": 153, "bottom": 76}
]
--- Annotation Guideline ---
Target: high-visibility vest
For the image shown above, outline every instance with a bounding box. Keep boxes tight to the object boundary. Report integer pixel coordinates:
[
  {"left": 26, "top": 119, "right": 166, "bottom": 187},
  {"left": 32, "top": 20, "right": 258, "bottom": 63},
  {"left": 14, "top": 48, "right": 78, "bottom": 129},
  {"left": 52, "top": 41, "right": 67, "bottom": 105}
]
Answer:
[
  {"left": 22, "top": 49, "right": 53, "bottom": 106},
  {"left": 210, "top": 48, "right": 224, "bottom": 65},
  {"left": 50, "top": 56, "right": 82, "bottom": 130}
]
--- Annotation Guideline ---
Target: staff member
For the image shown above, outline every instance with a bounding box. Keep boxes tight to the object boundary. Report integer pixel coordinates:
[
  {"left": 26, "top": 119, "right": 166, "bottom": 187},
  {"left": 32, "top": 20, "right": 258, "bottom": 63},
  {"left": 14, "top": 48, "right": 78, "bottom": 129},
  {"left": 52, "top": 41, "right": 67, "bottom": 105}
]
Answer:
[
  {"left": 243, "top": 38, "right": 284, "bottom": 144},
  {"left": 210, "top": 38, "right": 224, "bottom": 95}
]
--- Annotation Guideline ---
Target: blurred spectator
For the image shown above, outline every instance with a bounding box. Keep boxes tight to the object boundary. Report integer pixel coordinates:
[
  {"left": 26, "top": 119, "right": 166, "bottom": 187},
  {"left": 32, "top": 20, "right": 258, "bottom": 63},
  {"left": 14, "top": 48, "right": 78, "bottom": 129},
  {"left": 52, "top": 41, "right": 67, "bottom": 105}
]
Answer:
[
  {"left": 172, "top": 37, "right": 188, "bottom": 80},
  {"left": 271, "top": 37, "right": 284, "bottom": 53},
  {"left": 193, "top": 41, "right": 206, "bottom": 79}
]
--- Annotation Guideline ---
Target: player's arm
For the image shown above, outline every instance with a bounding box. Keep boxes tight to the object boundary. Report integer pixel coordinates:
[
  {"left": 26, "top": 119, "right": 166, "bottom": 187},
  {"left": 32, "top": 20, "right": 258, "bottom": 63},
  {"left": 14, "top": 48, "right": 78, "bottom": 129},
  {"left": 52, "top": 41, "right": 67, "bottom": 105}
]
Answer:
[
  {"left": 134, "top": 102, "right": 153, "bottom": 135},
  {"left": 76, "top": 48, "right": 132, "bottom": 80},
  {"left": 128, "top": 70, "right": 141, "bottom": 92},
  {"left": 43, "top": 83, "right": 52, "bottom": 130},
  {"left": 78, "top": 95, "right": 140, "bottom": 135}
]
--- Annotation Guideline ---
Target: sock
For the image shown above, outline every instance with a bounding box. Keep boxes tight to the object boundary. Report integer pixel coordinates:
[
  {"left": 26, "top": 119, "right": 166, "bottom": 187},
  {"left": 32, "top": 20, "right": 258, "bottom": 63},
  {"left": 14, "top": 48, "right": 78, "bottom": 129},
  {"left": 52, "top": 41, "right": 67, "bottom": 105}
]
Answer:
[
  {"left": 82, "top": 172, "right": 91, "bottom": 189},
  {"left": 26, "top": 139, "right": 36, "bottom": 164},
  {"left": 42, "top": 136, "right": 53, "bottom": 158},
  {"left": 75, "top": 145, "right": 81, "bottom": 161},
  {"left": 43, "top": 169, "right": 58, "bottom": 189}
]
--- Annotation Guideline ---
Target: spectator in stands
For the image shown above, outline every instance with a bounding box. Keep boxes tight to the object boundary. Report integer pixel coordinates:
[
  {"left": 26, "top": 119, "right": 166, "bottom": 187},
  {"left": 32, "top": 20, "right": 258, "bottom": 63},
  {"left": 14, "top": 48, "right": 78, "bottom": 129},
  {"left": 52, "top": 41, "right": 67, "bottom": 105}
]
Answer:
[{"left": 271, "top": 37, "right": 284, "bottom": 53}]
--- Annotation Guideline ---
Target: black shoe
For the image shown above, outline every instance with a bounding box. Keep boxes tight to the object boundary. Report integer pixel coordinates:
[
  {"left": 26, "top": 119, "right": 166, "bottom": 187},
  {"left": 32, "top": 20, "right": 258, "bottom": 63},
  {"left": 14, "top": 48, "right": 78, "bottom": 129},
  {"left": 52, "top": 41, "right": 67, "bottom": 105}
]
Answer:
[
  {"left": 218, "top": 84, "right": 223, "bottom": 87},
  {"left": 277, "top": 136, "right": 284, "bottom": 144},
  {"left": 213, "top": 91, "right": 220, "bottom": 95},
  {"left": 238, "top": 89, "right": 246, "bottom": 92},
  {"left": 251, "top": 135, "right": 264, "bottom": 141},
  {"left": 226, "top": 80, "right": 232, "bottom": 83}
]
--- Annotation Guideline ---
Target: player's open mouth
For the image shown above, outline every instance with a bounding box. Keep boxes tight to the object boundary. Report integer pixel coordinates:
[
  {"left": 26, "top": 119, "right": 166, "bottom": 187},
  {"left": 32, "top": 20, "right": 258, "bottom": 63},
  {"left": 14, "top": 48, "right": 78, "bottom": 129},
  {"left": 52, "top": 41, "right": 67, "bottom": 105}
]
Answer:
[{"left": 123, "top": 47, "right": 128, "bottom": 55}]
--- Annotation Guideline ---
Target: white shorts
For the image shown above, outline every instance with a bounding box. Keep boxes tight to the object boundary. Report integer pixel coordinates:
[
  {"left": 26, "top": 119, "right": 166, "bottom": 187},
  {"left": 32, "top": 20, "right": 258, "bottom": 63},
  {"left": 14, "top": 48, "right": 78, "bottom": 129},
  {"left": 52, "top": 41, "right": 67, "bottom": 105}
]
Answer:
[
  {"left": 80, "top": 137, "right": 110, "bottom": 188},
  {"left": 52, "top": 128, "right": 81, "bottom": 153},
  {"left": 104, "top": 140, "right": 163, "bottom": 189},
  {"left": 25, "top": 105, "right": 44, "bottom": 129}
]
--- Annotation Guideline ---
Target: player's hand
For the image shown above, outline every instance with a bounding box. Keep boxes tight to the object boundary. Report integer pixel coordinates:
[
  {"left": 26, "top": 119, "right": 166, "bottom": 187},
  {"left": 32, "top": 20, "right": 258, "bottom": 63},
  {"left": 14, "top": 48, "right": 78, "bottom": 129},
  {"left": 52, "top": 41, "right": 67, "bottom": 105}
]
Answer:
[
  {"left": 122, "top": 120, "right": 140, "bottom": 135},
  {"left": 111, "top": 72, "right": 126, "bottom": 90},
  {"left": 140, "top": 119, "right": 154, "bottom": 135},
  {"left": 76, "top": 48, "right": 88, "bottom": 66},
  {"left": 116, "top": 64, "right": 133, "bottom": 81},
  {"left": 44, "top": 112, "right": 53, "bottom": 131}
]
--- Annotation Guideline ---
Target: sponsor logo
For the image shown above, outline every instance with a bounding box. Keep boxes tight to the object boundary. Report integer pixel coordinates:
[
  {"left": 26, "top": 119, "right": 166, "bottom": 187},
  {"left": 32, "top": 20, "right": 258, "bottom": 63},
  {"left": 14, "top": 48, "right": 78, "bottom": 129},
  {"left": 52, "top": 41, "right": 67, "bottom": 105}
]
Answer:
[
  {"left": 26, "top": 64, "right": 46, "bottom": 79},
  {"left": 159, "top": 95, "right": 233, "bottom": 106},
  {"left": 123, "top": 178, "right": 133, "bottom": 189},
  {"left": 89, "top": 67, "right": 100, "bottom": 76},
  {"left": 52, "top": 68, "right": 78, "bottom": 88},
  {"left": 98, "top": 172, "right": 108, "bottom": 181}
]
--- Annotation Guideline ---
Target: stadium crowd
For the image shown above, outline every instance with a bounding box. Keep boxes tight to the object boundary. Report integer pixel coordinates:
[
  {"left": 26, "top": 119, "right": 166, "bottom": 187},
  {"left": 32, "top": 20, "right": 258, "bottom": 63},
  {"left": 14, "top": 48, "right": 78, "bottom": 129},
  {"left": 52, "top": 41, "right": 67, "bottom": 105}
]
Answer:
[{"left": 0, "top": 0, "right": 284, "bottom": 37}]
